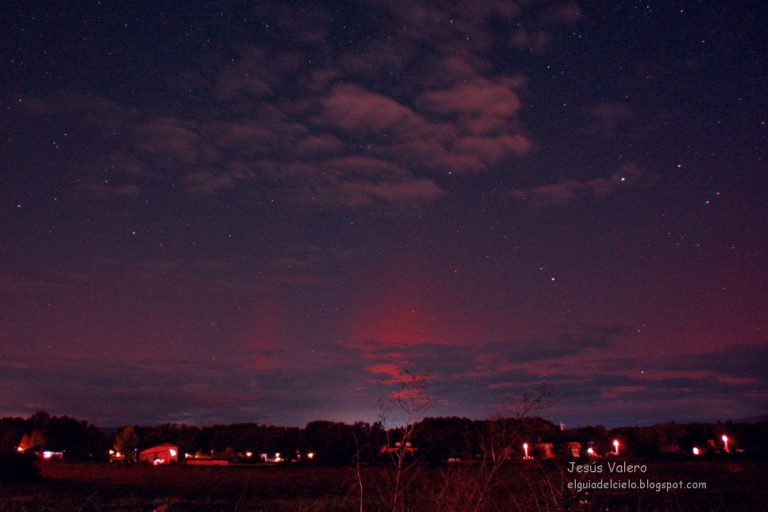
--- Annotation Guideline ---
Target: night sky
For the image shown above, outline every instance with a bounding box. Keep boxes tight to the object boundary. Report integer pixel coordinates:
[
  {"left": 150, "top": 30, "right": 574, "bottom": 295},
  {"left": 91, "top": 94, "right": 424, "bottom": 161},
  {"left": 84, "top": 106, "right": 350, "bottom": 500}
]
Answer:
[{"left": 2, "top": 1, "right": 766, "bottom": 428}]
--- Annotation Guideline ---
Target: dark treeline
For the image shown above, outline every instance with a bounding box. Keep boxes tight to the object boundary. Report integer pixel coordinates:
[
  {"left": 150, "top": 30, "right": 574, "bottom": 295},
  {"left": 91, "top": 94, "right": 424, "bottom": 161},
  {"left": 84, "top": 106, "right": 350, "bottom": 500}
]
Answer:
[
  {"left": 0, "top": 411, "right": 107, "bottom": 462},
  {"left": 1, "top": 411, "right": 767, "bottom": 465}
]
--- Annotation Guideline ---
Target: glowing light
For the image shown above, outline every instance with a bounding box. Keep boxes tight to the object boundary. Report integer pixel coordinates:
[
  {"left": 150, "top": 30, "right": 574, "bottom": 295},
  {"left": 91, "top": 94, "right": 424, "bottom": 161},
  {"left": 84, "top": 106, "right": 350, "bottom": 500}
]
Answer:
[
  {"left": 169, "top": 449, "right": 177, "bottom": 457},
  {"left": 109, "top": 449, "right": 115, "bottom": 455},
  {"left": 612, "top": 439, "right": 620, "bottom": 455},
  {"left": 307, "top": 452, "right": 315, "bottom": 460},
  {"left": 692, "top": 447, "right": 700, "bottom": 455},
  {"left": 17, "top": 446, "right": 24, "bottom": 452},
  {"left": 43, "top": 451, "right": 53, "bottom": 460},
  {"left": 721, "top": 435, "right": 730, "bottom": 453},
  {"left": 522, "top": 442, "right": 531, "bottom": 459},
  {"left": 246, "top": 451, "right": 253, "bottom": 458},
  {"left": 587, "top": 447, "right": 595, "bottom": 455}
]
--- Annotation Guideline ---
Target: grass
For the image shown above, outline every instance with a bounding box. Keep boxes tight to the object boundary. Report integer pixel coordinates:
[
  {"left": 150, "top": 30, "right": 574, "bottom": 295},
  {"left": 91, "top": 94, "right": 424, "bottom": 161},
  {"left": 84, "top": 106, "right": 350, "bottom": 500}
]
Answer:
[{"left": 0, "top": 460, "right": 766, "bottom": 511}]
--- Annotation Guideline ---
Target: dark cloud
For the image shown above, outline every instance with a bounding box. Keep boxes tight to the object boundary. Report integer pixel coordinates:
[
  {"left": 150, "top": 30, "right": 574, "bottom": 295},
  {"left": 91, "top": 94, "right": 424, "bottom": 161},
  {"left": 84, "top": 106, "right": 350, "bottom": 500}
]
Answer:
[
  {"left": 0, "top": 337, "right": 404, "bottom": 425},
  {"left": 346, "top": 330, "right": 768, "bottom": 425},
  {"left": 0, "top": 322, "right": 628, "bottom": 425},
  {"left": 661, "top": 343, "right": 768, "bottom": 381},
  {"left": 1, "top": 316, "right": 764, "bottom": 426},
  {"left": 348, "top": 323, "right": 630, "bottom": 403}
]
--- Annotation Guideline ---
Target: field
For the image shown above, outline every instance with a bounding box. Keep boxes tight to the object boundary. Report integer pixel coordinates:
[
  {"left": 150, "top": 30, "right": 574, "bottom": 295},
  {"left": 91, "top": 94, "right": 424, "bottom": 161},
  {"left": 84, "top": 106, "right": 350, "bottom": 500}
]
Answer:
[{"left": 1, "top": 459, "right": 767, "bottom": 511}]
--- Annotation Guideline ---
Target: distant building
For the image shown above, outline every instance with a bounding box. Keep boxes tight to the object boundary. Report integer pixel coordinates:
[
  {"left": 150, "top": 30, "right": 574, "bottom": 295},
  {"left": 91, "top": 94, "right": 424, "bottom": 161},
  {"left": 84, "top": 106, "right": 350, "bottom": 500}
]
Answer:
[
  {"left": 535, "top": 442, "right": 555, "bottom": 459},
  {"left": 566, "top": 441, "right": 582, "bottom": 458},
  {"left": 17, "top": 431, "right": 45, "bottom": 452},
  {"left": 381, "top": 441, "right": 416, "bottom": 455},
  {"left": 41, "top": 449, "right": 64, "bottom": 461},
  {"left": 139, "top": 443, "right": 179, "bottom": 465},
  {"left": 16, "top": 433, "right": 64, "bottom": 461},
  {"left": 108, "top": 449, "right": 126, "bottom": 463}
]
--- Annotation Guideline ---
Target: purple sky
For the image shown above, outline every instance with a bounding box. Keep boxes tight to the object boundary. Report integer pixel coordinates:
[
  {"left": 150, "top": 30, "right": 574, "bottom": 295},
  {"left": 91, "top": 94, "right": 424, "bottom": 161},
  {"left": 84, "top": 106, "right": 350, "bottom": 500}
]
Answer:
[{"left": 1, "top": 0, "right": 766, "bottom": 427}]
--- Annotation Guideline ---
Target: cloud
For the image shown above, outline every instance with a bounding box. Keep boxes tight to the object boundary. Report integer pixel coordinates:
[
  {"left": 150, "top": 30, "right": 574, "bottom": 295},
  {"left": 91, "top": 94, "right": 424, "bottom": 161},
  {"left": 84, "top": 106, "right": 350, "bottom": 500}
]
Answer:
[
  {"left": 134, "top": 117, "right": 213, "bottom": 165},
  {"left": 35, "top": 83, "right": 447, "bottom": 209},
  {"left": 511, "top": 163, "right": 651, "bottom": 207},
  {"left": 323, "top": 156, "right": 410, "bottom": 178},
  {"left": 0, "top": 342, "right": 381, "bottom": 425},
  {"left": 181, "top": 169, "right": 255, "bottom": 195},
  {"left": 1, "top": 318, "right": 763, "bottom": 425},
  {"left": 419, "top": 77, "right": 533, "bottom": 167},
  {"left": 316, "top": 81, "right": 531, "bottom": 175},
  {"left": 295, "top": 134, "right": 345, "bottom": 156},
  {"left": 353, "top": 323, "right": 630, "bottom": 385},
  {"left": 9, "top": 1, "right": 593, "bottom": 210},
  {"left": 320, "top": 84, "right": 427, "bottom": 135},
  {"left": 421, "top": 77, "right": 525, "bottom": 135},
  {"left": 661, "top": 344, "right": 768, "bottom": 381},
  {"left": 335, "top": 179, "right": 445, "bottom": 207},
  {"left": 296, "top": 176, "right": 444, "bottom": 211},
  {"left": 342, "top": 323, "right": 663, "bottom": 419},
  {"left": 454, "top": 134, "right": 533, "bottom": 166}
]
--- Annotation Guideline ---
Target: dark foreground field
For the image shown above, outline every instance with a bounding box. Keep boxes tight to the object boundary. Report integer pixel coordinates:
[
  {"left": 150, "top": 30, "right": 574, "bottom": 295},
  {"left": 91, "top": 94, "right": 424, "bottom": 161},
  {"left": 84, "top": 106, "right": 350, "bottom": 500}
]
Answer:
[{"left": 1, "top": 460, "right": 767, "bottom": 511}]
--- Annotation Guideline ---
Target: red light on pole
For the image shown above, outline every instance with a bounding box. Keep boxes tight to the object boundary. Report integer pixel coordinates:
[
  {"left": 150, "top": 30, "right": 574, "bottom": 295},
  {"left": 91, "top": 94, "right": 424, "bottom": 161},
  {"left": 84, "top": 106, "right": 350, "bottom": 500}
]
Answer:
[
  {"left": 522, "top": 442, "right": 532, "bottom": 460},
  {"left": 721, "top": 435, "right": 730, "bottom": 453}
]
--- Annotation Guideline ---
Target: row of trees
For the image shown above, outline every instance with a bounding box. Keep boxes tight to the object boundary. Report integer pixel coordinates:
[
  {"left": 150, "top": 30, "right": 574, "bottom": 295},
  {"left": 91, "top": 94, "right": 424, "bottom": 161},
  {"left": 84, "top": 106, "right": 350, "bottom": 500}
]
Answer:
[
  {"left": 0, "top": 411, "right": 108, "bottom": 462},
  {"left": 1, "top": 411, "right": 766, "bottom": 465}
]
